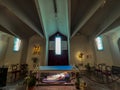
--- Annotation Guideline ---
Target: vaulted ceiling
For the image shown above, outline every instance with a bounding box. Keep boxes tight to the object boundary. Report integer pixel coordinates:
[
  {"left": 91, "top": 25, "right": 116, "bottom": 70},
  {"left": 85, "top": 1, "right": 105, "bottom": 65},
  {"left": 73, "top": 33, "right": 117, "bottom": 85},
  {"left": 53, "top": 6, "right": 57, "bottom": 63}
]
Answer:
[{"left": 0, "top": 0, "right": 120, "bottom": 39}]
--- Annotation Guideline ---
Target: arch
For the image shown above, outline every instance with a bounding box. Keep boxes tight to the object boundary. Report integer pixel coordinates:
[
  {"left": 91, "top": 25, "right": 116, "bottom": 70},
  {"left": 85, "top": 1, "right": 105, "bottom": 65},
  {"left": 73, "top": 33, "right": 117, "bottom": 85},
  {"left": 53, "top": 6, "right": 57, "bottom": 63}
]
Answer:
[{"left": 48, "top": 32, "right": 68, "bottom": 66}]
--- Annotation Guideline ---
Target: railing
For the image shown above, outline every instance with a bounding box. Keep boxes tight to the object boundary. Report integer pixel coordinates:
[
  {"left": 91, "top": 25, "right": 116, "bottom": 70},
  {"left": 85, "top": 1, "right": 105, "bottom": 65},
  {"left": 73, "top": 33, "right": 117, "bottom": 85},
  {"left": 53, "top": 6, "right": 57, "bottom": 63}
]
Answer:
[{"left": 85, "top": 64, "right": 120, "bottom": 84}]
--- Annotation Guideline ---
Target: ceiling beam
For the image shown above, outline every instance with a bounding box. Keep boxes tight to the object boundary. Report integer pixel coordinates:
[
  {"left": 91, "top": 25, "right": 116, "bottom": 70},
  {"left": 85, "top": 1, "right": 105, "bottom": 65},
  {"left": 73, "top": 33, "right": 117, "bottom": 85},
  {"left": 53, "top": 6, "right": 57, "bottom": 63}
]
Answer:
[
  {"left": 67, "top": 0, "right": 71, "bottom": 40},
  {"left": 53, "top": 0, "right": 57, "bottom": 14},
  {"left": 0, "top": 21, "right": 19, "bottom": 38},
  {"left": 94, "top": 2, "right": 120, "bottom": 37},
  {"left": 34, "top": 0, "right": 47, "bottom": 39},
  {"left": 101, "top": 17, "right": 120, "bottom": 34},
  {"left": 67, "top": 0, "right": 71, "bottom": 64},
  {"left": 0, "top": 1, "right": 44, "bottom": 38},
  {"left": 56, "top": 0, "right": 70, "bottom": 38},
  {"left": 0, "top": 5, "right": 18, "bottom": 37},
  {"left": 0, "top": 25, "right": 14, "bottom": 36},
  {"left": 71, "top": 0, "right": 104, "bottom": 38},
  {"left": 0, "top": 4, "right": 36, "bottom": 39}
]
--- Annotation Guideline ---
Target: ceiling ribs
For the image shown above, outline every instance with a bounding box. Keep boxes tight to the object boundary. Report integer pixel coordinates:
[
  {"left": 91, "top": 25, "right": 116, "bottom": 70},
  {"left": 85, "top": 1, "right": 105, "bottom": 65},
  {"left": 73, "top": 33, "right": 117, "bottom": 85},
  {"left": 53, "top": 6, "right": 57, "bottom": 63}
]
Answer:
[
  {"left": 0, "top": 7, "right": 20, "bottom": 37},
  {"left": 68, "top": 0, "right": 71, "bottom": 39},
  {"left": 0, "top": 1, "right": 44, "bottom": 38},
  {"left": 0, "top": 4, "right": 33, "bottom": 38},
  {"left": 53, "top": 0, "right": 57, "bottom": 14},
  {"left": 94, "top": 1, "right": 120, "bottom": 37},
  {"left": 0, "top": 24, "right": 17, "bottom": 37},
  {"left": 35, "top": 0, "right": 47, "bottom": 39},
  {"left": 71, "top": 0, "right": 104, "bottom": 38},
  {"left": 102, "top": 17, "right": 120, "bottom": 34}
]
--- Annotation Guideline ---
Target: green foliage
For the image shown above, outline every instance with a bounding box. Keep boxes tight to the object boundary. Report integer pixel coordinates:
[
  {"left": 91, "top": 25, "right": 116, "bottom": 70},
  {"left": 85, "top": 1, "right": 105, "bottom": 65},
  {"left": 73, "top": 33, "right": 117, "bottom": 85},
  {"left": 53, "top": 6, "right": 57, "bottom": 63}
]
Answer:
[
  {"left": 24, "top": 73, "right": 36, "bottom": 88},
  {"left": 28, "top": 76, "right": 36, "bottom": 87},
  {"left": 75, "top": 72, "right": 80, "bottom": 89}
]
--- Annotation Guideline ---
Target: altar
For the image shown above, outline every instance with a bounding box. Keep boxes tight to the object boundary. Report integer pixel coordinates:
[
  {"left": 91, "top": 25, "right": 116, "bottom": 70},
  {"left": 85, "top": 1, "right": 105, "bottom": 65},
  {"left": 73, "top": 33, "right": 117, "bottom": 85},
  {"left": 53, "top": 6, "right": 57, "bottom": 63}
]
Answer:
[{"left": 36, "top": 66, "right": 76, "bottom": 85}]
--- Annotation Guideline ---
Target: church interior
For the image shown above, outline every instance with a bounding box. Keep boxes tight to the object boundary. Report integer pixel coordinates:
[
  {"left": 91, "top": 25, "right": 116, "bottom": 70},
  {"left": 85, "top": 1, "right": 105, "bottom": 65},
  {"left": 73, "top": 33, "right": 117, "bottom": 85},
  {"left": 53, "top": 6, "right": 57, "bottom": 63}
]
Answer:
[{"left": 0, "top": 0, "right": 120, "bottom": 90}]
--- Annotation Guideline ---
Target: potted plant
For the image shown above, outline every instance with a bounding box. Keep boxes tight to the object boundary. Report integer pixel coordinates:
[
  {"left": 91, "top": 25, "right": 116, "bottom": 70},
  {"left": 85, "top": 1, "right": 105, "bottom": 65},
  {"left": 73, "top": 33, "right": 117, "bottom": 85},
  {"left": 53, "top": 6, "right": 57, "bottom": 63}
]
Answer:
[
  {"left": 75, "top": 79, "right": 80, "bottom": 90},
  {"left": 75, "top": 72, "right": 80, "bottom": 90},
  {"left": 24, "top": 73, "right": 36, "bottom": 90}
]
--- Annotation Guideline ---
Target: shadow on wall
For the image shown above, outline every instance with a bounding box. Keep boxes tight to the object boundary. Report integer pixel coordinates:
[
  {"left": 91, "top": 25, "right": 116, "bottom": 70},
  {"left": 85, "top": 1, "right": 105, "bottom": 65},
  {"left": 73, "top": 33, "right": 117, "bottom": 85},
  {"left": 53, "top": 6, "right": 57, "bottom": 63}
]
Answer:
[{"left": 117, "top": 38, "right": 120, "bottom": 53}]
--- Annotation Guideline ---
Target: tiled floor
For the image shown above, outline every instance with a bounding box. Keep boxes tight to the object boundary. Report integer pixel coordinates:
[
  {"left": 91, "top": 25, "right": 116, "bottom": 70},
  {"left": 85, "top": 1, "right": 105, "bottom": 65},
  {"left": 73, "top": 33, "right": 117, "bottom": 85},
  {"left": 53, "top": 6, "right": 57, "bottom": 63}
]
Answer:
[
  {"left": 0, "top": 75, "right": 120, "bottom": 90},
  {"left": 81, "top": 76, "right": 120, "bottom": 90},
  {"left": 0, "top": 80, "right": 25, "bottom": 90},
  {"left": 83, "top": 71, "right": 120, "bottom": 90}
]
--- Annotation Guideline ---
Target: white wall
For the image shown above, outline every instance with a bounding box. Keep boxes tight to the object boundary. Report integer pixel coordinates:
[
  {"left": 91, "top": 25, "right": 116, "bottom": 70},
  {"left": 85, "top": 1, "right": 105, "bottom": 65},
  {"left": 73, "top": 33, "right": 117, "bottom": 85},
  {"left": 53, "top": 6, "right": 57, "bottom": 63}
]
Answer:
[
  {"left": 26, "top": 35, "right": 46, "bottom": 70},
  {"left": 20, "top": 39, "right": 29, "bottom": 64},
  {"left": 0, "top": 31, "right": 24, "bottom": 67},
  {"left": 4, "top": 36, "right": 23, "bottom": 65},
  {"left": 0, "top": 33, "right": 9, "bottom": 66},
  {"left": 94, "top": 26, "right": 120, "bottom": 66},
  {"left": 70, "top": 35, "right": 94, "bottom": 66},
  {"left": 94, "top": 35, "right": 113, "bottom": 66},
  {"left": 107, "top": 27, "right": 120, "bottom": 66}
]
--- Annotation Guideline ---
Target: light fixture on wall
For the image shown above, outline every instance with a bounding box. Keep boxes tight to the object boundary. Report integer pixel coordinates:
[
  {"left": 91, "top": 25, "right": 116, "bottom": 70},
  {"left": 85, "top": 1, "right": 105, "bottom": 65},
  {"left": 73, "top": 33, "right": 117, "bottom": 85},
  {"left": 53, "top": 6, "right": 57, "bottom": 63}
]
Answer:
[
  {"left": 32, "top": 44, "right": 40, "bottom": 55},
  {"left": 79, "top": 52, "right": 84, "bottom": 59},
  {"left": 76, "top": 51, "right": 84, "bottom": 62}
]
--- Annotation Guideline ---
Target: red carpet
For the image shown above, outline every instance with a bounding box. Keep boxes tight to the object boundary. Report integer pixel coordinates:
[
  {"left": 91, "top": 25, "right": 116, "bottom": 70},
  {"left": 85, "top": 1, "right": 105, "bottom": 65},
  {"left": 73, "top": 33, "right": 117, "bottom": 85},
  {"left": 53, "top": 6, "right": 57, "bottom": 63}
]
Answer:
[{"left": 34, "top": 86, "right": 75, "bottom": 90}]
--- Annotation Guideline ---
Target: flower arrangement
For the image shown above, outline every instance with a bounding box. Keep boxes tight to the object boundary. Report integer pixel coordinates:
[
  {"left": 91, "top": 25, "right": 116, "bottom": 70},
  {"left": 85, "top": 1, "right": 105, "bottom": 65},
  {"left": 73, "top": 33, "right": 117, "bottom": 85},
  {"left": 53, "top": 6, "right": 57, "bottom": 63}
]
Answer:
[
  {"left": 24, "top": 72, "right": 36, "bottom": 90},
  {"left": 75, "top": 72, "right": 80, "bottom": 89}
]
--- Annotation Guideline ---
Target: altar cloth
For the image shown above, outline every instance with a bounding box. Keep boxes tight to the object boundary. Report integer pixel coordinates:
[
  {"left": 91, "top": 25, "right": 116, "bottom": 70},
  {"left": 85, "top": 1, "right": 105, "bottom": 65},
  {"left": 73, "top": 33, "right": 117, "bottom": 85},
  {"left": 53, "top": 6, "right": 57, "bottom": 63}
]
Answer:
[{"left": 39, "top": 66, "right": 73, "bottom": 71}]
